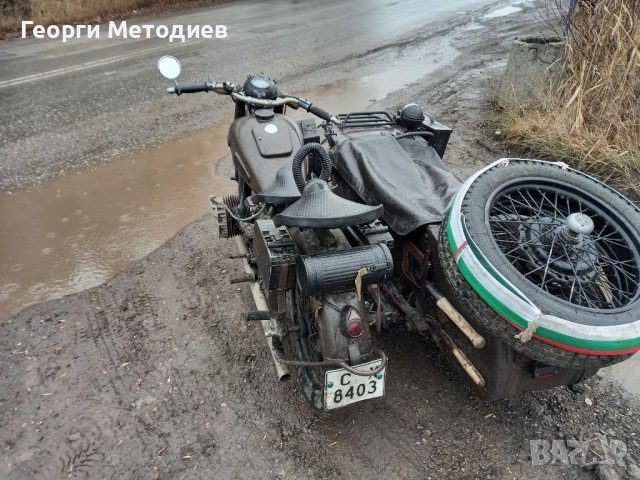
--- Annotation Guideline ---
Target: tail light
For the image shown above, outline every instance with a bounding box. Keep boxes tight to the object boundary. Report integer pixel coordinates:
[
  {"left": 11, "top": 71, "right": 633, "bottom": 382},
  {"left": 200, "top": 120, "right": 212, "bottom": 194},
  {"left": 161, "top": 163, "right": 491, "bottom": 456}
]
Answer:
[
  {"left": 346, "top": 321, "right": 364, "bottom": 338},
  {"left": 340, "top": 305, "right": 364, "bottom": 338}
]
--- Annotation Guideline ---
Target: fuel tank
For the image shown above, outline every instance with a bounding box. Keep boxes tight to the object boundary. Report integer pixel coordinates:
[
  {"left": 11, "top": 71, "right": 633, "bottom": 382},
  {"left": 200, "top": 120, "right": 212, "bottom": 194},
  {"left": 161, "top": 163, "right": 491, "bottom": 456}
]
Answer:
[{"left": 228, "top": 113, "right": 303, "bottom": 194}]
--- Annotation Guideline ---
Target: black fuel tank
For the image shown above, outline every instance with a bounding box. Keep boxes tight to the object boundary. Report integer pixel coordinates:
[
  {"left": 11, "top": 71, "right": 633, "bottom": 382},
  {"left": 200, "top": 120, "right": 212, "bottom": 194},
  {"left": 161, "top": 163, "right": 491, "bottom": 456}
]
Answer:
[{"left": 228, "top": 114, "right": 303, "bottom": 194}]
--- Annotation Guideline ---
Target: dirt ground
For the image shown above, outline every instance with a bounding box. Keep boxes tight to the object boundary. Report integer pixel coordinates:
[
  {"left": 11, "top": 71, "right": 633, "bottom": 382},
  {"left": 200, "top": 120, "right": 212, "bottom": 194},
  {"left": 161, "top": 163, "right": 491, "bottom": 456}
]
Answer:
[{"left": 2, "top": 5, "right": 640, "bottom": 480}]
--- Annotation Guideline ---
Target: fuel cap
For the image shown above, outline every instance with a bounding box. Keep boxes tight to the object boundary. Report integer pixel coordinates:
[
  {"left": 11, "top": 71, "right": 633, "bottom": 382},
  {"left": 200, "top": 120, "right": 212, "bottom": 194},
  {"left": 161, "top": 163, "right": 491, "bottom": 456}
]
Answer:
[{"left": 255, "top": 108, "right": 275, "bottom": 121}]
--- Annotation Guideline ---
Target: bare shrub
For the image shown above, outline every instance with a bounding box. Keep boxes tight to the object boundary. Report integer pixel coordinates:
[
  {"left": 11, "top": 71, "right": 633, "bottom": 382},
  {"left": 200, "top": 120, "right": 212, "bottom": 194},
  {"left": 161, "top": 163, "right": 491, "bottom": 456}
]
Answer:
[{"left": 560, "top": 0, "right": 639, "bottom": 143}]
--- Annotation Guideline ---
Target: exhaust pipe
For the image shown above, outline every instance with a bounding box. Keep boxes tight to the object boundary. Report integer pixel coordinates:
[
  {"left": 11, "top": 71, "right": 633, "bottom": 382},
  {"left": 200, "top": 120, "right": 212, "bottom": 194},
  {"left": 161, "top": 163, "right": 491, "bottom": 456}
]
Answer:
[{"left": 235, "top": 236, "right": 291, "bottom": 382}]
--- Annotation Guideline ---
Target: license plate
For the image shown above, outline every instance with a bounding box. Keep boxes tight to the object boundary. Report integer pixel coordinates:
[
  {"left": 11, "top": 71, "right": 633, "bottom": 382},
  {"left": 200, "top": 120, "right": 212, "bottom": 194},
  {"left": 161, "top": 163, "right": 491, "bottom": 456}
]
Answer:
[{"left": 324, "top": 359, "right": 386, "bottom": 410}]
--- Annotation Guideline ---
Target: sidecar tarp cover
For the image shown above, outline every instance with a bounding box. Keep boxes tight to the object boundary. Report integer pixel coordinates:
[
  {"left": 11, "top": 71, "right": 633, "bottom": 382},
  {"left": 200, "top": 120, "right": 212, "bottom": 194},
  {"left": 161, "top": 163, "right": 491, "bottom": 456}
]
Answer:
[{"left": 331, "top": 134, "right": 461, "bottom": 235}]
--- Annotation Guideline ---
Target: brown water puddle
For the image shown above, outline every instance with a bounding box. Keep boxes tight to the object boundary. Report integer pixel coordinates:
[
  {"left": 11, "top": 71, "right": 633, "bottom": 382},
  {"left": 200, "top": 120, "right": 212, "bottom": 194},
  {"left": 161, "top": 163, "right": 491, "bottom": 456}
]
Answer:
[{"left": 0, "top": 125, "right": 235, "bottom": 320}]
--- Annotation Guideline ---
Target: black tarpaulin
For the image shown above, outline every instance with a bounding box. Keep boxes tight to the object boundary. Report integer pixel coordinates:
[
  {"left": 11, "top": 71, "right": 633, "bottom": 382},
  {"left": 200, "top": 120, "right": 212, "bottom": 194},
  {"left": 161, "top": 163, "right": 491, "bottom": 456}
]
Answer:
[{"left": 331, "top": 134, "right": 461, "bottom": 235}]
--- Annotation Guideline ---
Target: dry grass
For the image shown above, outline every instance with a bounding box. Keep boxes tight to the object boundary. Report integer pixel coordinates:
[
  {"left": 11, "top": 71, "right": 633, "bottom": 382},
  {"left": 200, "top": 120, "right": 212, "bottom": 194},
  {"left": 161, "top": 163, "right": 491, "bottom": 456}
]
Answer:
[
  {"left": 0, "top": 0, "right": 228, "bottom": 36},
  {"left": 502, "top": 107, "right": 640, "bottom": 200},
  {"left": 501, "top": 0, "right": 640, "bottom": 201},
  {"left": 2, "top": 0, "right": 148, "bottom": 34},
  {"left": 28, "top": 0, "right": 155, "bottom": 24}
]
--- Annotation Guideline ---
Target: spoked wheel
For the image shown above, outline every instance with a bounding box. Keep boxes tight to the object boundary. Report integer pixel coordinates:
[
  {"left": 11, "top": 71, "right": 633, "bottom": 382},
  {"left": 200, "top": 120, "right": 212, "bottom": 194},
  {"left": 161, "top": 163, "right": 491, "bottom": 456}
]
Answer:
[
  {"left": 288, "top": 283, "right": 326, "bottom": 409},
  {"left": 488, "top": 181, "right": 640, "bottom": 311},
  {"left": 439, "top": 160, "right": 640, "bottom": 368}
]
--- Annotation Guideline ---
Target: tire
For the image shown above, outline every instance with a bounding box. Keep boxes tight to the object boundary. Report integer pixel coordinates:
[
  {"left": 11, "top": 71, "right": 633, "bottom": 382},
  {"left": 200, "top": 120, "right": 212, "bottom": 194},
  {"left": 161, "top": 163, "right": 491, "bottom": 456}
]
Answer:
[
  {"left": 287, "top": 285, "right": 326, "bottom": 409},
  {"left": 439, "top": 159, "right": 640, "bottom": 368}
]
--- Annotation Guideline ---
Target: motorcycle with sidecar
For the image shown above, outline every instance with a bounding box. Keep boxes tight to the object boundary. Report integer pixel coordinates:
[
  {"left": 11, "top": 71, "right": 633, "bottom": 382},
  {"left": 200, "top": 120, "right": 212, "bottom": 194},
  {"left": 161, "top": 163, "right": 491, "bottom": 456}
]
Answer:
[{"left": 158, "top": 55, "right": 640, "bottom": 410}]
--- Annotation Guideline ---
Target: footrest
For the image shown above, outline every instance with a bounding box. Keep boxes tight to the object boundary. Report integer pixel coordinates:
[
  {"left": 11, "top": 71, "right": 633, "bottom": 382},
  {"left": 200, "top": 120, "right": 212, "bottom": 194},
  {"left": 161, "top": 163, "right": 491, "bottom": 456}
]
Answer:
[{"left": 247, "top": 311, "right": 271, "bottom": 321}]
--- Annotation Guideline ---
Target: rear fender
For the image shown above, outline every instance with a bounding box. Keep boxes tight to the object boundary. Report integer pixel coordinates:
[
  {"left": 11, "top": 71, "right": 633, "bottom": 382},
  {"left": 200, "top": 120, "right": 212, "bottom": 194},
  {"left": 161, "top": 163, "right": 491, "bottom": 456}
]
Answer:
[{"left": 316, "top": 291, "right": 372, "bottom": 363}]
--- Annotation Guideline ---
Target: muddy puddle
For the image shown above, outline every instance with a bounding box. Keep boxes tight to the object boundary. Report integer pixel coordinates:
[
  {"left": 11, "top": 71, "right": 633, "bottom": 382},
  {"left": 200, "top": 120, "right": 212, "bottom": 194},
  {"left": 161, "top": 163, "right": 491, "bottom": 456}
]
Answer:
[{"left": 0, "top": 125, "right": 236, "bottom": 319}]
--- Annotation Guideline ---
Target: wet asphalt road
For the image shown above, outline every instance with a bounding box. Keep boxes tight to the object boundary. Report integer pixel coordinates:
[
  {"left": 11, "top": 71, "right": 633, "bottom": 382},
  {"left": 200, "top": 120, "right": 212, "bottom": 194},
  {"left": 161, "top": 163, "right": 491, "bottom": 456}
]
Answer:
[{"left": 0, "top": 0, "right": 504, "bottom": 192}]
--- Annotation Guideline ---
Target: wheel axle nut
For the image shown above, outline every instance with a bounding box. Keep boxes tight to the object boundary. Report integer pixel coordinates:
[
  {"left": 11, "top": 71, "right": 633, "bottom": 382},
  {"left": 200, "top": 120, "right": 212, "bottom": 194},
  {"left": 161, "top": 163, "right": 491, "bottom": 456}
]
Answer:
[{"left": 566, "top": 213, "right": 595, "bottom": 235}]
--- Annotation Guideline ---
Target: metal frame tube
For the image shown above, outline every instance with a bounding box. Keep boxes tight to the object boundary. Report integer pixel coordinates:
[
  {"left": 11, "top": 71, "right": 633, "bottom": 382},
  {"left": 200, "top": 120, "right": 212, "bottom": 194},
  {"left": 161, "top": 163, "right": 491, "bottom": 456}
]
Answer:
[{"left": 236, "top": 236, "right": 291, "bottom": 381}]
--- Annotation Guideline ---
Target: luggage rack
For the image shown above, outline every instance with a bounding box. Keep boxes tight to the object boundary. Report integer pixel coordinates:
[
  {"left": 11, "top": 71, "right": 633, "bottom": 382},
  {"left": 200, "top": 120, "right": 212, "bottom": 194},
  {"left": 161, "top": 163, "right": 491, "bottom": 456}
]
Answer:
[{"left": 337, "top": 111, "right": 397, "bottom": 129}]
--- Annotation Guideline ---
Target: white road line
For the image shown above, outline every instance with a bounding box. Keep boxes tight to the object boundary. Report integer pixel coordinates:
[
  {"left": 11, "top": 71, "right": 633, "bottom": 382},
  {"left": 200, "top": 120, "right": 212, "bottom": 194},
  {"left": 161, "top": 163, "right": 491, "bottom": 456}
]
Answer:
[{"left": 0, "top": 43, "right": 183, "bottom": 89}]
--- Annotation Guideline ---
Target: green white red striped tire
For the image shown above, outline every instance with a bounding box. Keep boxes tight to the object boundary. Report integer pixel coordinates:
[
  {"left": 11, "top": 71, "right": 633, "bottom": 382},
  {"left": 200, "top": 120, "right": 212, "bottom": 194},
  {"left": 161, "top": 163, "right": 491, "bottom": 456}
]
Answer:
[{"left": 441, "top": 158, "right": 640, "bottom": 368}]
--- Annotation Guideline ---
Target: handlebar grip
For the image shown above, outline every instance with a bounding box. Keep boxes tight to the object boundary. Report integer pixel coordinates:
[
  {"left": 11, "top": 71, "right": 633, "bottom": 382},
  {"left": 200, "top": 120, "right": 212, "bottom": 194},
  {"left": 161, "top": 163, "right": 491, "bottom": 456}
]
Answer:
[
  {"left": 169, "top": 83, "right": 211, "bottom": 95},
  {"left": 307, "top": 104, "right": 332, "bottom": 123}
]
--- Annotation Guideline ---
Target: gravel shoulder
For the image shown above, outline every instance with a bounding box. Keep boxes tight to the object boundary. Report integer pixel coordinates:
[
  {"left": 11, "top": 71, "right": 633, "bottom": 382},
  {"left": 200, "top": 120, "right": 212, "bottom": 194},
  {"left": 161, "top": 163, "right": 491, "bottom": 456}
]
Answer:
[{"left": 2, "top": 5, "right": 640, "bottom": 480}]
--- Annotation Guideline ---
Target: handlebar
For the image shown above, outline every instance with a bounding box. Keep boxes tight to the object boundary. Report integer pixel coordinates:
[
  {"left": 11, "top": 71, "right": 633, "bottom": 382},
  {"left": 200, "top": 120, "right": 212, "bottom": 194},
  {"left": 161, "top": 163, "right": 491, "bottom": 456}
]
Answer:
[
  {"left": 167, "top": 80, "right": 340, "bottom": 124},
  {"left": 232, "top": 92, "right": 297, "bottom": 108}
]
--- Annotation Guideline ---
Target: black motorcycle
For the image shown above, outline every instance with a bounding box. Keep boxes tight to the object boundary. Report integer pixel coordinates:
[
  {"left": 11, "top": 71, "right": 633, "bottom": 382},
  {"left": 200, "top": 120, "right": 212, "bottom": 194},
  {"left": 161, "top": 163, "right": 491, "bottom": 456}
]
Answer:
[{"left": 158, "top": 55, "right": 640, "bottom": 410}]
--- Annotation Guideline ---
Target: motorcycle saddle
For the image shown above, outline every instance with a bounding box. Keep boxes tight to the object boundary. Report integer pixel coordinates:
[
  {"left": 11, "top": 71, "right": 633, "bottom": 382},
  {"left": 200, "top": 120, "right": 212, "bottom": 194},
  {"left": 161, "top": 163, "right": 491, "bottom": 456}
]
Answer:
[
  {"left": 332, "top": 134, "right": 462, "bottom": 235},
  {"left": 273, "top": 178, "right": 382, "bottom": 228},
  {"left": 253, "top": 166, "right": 301, "bottom": 205}
]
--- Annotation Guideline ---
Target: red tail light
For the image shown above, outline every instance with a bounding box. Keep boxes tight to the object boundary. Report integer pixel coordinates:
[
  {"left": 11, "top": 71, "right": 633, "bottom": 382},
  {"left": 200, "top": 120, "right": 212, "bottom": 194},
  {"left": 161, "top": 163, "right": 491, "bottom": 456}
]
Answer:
[
  {"left": 340, "top": 305, "right": 365, "bottom": 338},
  {"left": 346, "top": 320, "right": 364, "bottom": 338}
]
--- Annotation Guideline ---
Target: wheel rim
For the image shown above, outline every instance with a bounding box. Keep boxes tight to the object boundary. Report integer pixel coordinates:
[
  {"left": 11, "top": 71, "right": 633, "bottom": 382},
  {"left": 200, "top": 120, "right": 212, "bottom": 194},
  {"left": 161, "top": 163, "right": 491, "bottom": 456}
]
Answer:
[{"left": 486, "top": 179, "right": 640, "bottom": 312}]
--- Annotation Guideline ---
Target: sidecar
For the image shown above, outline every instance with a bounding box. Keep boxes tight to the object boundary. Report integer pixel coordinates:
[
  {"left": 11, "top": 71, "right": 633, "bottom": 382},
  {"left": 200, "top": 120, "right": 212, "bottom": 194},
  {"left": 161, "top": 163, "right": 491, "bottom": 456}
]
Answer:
[{"left": 324, "top": 108, "right": 640, "bottom": 400}]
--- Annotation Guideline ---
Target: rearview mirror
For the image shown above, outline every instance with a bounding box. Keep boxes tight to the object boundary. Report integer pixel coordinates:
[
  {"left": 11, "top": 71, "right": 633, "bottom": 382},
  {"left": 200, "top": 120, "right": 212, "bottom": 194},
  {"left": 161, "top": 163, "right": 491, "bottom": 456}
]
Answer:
[{"left": 157, "top": 55, "right": 182, "bottom": 80}]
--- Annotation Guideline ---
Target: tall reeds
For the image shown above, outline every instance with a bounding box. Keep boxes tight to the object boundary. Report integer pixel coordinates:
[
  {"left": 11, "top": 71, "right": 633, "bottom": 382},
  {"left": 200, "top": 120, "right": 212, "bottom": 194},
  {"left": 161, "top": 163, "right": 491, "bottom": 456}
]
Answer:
[{"left": 502, "top": 0, "right": 640, "bottom": 201}]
